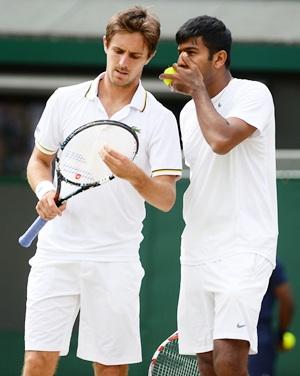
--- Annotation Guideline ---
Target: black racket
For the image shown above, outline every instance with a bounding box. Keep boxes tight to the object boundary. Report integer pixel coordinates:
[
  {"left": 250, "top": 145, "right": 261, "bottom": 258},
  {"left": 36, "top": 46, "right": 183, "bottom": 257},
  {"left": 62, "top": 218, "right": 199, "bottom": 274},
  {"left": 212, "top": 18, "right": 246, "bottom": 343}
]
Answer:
[
  {"left": 148, "top": 332, "right": 200, "bottom": 376},
  {"left": 19, "top": 119, "right": 139, "bottom": 248}
]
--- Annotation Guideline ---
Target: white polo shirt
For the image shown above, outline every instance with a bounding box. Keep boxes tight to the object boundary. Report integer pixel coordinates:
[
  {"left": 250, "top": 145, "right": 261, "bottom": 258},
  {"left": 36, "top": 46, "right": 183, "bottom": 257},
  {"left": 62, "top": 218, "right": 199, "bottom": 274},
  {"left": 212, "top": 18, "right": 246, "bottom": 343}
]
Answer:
[
  {"left": 32, "top": 73, "right": 182, "bottom": 263},
  {"left": 180, "top": 78, "right": 278, "bottom": 266}
]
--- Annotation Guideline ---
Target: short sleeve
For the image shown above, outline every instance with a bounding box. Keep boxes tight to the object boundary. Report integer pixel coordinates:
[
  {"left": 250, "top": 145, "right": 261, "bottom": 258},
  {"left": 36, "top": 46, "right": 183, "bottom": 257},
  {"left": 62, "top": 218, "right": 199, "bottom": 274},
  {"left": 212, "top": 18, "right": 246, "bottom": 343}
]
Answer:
[
  {"left": 227, "top": 82, "right": 274, "bottom": 132},
  {"left": 34, "top": 89, "right": 63, "bottom": 154},
  {"left": 148, "top": 110, "right": 182, "bottom": 177}
]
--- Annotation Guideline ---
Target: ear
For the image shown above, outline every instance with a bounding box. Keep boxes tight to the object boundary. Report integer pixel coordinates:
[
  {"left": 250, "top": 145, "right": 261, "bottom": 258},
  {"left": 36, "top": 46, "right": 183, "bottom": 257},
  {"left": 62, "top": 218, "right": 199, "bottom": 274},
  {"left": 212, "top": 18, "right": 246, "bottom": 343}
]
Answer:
[
  {"left": 213, "top": 50, "right": 227, "bottom": 69},
  {"left": 145, "top": 50, "right": 156, "bottom": 65},
  {"left": 103, "top": 35, "right": 108, "bottom": 53}
]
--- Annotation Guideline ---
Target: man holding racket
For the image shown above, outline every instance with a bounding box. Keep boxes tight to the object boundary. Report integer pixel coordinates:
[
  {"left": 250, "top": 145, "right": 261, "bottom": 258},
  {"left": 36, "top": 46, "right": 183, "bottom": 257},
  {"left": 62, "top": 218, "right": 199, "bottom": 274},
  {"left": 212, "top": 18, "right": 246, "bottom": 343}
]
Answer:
[
  {"left": 160, "top": 16, "right": 277, "bottom": 376},
  {"left": 22, "top": 6, "right": 182, "bottom": 376}
]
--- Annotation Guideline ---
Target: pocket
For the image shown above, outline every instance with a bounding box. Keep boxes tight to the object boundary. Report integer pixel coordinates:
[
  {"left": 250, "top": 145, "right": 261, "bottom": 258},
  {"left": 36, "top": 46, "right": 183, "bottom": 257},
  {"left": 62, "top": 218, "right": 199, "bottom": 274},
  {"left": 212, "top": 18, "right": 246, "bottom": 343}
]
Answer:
[{"left": 252, "top": 254, "right": 273, "bottom": 277}]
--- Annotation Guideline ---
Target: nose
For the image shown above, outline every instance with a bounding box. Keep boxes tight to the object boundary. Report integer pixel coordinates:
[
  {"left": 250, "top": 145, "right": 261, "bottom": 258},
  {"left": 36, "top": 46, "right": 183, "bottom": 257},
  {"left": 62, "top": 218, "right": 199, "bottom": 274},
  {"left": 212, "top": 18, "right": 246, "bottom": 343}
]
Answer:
[
  {"left": 119, "top": 53, "right": 129, "bottom": 67},
  {"left": 177, "top": 52, "right": 187, "bottom": 68}
]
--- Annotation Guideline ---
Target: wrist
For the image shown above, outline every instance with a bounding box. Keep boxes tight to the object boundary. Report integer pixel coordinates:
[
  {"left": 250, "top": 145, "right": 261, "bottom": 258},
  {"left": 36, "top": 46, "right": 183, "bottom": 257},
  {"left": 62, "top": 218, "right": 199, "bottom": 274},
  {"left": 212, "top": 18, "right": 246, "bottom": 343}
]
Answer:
[
  {"left": 191, "top": 83, "right": 208, "bottom": 100},
  {"left": 129, "top": 170, "right": 147, "bottom": 190},
  {"left": 35, "top": 180, "right": 55, "bottom": 200}
]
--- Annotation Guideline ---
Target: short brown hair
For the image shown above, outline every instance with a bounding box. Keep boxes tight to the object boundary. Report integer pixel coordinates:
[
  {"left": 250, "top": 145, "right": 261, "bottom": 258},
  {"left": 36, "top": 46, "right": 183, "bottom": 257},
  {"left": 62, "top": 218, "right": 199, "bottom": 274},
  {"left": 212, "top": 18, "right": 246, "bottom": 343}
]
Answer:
[{"left": 105, "top": 6, "right": 160, "bottom": 57}]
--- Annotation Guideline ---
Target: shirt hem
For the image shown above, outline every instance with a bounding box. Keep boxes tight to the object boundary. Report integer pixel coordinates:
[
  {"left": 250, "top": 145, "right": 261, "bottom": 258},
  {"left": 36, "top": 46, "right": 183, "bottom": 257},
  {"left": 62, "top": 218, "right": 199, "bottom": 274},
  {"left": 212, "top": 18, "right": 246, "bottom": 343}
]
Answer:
[{"left": 180, "top": 249, "right": 276, "bottom": 267}]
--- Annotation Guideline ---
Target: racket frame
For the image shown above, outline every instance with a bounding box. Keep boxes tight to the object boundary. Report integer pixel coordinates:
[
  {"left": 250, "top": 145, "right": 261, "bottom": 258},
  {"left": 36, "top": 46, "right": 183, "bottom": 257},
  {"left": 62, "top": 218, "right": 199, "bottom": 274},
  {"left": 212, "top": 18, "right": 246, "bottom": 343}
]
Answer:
[
  {"left": 19, "top": 119, "right": 139, "bottom": 247},
  {"left": 148, "top": 331, "right": 200, "bottom": 376}
]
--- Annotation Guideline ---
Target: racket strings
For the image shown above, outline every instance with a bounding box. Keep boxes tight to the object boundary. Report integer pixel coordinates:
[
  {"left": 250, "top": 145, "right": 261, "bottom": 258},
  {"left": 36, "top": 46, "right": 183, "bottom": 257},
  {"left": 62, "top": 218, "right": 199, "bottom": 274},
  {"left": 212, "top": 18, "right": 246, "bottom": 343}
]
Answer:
[
  {"left": 61, "top": 149, "right": 86, "bottom": 163},
  {"left": 59, "top": 159, "right": 98, "bottom": 184},
  {"left": 59, "top": 125, "right": 138, "bottom": 185},
  {"left": 151, "top": 339, "right": 199, "bottom": 376}
]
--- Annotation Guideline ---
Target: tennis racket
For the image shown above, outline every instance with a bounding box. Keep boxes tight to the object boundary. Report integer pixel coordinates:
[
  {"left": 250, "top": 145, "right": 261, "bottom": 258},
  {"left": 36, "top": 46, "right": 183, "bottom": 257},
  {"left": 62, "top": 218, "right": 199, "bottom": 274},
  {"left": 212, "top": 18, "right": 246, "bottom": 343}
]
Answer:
[
  {"left": 148, "top": 332, "right": 200, "bottom": 376},
  {"left": 19, "top": 119, "right": 139, "bottom": 248}
]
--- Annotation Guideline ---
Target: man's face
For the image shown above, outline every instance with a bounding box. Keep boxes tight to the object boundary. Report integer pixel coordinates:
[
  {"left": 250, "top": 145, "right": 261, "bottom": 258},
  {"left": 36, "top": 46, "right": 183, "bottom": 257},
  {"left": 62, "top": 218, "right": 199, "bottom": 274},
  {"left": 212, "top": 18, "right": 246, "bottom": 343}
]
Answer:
[
  {"left": 177, "top": 37, "right": 215, "bottom": 85},
  {"left": 104, "top": 31, "right": 151, "bottom": 87}
]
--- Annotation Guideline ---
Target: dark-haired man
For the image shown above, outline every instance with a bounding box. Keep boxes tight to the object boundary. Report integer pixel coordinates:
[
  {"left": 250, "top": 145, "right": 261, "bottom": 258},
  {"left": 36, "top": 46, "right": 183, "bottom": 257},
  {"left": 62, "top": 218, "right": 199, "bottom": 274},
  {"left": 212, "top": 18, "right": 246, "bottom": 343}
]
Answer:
[{"left": 161, "top": 15, "right": 278, "bottom": 376}]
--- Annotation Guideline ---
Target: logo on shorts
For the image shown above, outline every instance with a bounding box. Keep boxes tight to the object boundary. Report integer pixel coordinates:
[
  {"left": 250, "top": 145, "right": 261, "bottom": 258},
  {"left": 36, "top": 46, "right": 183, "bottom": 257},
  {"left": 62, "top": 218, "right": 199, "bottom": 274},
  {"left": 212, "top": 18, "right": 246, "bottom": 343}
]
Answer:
[{"left": 237, "top": 322, "right": 246, "bottom": 328}]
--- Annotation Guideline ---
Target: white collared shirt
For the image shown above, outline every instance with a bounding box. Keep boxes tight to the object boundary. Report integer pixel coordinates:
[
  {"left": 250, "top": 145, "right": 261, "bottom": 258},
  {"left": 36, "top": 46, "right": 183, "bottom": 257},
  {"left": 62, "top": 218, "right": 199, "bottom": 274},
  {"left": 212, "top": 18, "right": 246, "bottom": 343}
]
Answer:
[
  {"left": 32, "top": 73, "right": 182, "bottom": 263},
  {"left": 180, "top": 78, "right": 278, "bottom": 266}
]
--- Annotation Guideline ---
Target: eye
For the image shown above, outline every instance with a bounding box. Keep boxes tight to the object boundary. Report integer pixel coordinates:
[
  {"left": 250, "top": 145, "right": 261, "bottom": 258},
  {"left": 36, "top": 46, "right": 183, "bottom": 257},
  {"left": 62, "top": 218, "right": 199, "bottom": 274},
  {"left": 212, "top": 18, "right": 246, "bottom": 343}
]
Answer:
[
  {"left": 130, "top": 54, "right": 142, "bottom": 60},
  {"left": 113, "top": 47, "right": 124, "bottom": 55},
  {"left": 186, "top": 50, "right": 196, "bottom": 56}
]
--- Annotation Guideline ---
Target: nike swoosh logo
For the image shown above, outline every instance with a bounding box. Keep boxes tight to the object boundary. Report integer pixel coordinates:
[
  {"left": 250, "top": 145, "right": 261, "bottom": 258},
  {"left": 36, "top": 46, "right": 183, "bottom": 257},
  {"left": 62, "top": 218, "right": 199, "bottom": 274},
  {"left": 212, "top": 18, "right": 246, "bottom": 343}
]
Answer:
[{"left": 237, "top": 323, "right": 246, "bottom": 328}]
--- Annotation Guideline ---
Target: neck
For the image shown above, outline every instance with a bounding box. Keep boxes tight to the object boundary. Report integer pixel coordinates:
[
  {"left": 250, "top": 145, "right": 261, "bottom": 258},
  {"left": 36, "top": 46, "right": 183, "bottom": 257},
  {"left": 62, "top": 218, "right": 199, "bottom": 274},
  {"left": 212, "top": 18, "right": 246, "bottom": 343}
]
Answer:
[
  {"left": 97, "top": 73, "right": 139, "bottom": 118},
  {"left": 207, "top": 70, "right": 232, "bottom": 98},
  {"left": 98, "top": 73, "right": 139, "bottom": 104}
]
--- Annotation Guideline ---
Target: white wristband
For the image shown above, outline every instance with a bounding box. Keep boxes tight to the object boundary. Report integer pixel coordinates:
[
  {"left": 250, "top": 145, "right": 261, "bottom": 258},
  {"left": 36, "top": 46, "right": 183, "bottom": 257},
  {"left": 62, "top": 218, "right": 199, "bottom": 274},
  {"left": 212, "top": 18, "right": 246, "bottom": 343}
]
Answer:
[{"left": 35, "top": 180, "right": 56, "bottom": 200}]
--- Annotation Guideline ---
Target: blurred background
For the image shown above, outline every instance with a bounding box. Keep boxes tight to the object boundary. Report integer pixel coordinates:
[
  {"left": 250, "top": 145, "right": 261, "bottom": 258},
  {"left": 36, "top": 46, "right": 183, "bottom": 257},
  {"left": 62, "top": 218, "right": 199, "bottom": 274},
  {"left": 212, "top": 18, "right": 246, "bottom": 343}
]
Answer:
[{"left": 0, "top": 0, "right": 299, "bottom": 375}]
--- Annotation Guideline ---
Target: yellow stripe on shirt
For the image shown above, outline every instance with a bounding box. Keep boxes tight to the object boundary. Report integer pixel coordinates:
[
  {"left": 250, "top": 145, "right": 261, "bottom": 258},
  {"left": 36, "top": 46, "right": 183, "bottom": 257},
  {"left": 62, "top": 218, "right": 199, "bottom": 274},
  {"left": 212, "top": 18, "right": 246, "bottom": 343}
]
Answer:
[
  {"left": 35, "top": 141, "right": 57, "bottom": 155},
  {"left": 152, "top": 168, "right": 182, "bottom": 176}
]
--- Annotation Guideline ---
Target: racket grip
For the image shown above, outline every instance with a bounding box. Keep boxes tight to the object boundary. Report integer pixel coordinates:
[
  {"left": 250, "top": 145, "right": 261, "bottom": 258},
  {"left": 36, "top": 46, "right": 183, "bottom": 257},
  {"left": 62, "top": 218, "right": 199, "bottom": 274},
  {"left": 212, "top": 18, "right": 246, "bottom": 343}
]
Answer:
[{"left": 18, "top": 216, "right": 47, "bottom": 248}]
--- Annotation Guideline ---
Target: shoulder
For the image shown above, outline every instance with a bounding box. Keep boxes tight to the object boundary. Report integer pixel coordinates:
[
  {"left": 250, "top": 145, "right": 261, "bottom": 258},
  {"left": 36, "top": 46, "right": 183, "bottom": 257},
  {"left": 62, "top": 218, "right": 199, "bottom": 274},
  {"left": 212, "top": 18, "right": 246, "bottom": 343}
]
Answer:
[
  {"left": 181, "top": 99, "right": 194, "bottom": 112},
  {"left": 54, "top": 80, "right": 93, "bottom": 100},
  {"left": 180, "top": 99, "right": 195, "bottom": 121},
  {"left": 45, "top": 80, "right": 93, "bottom": 115},
  {"left": 230, "top": 78, "right": 273, "bottom": 99}
]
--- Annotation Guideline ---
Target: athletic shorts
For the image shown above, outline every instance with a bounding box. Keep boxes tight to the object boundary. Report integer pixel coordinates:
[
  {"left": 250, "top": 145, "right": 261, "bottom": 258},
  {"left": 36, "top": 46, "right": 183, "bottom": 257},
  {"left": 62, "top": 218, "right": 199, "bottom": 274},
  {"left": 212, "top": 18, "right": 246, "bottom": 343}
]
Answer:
[
  {"left": 177, "top": 253, "right": 273, "bottom": 355},
  {"left": 25, "top": 261, "right": 144, "bottom": 365}
]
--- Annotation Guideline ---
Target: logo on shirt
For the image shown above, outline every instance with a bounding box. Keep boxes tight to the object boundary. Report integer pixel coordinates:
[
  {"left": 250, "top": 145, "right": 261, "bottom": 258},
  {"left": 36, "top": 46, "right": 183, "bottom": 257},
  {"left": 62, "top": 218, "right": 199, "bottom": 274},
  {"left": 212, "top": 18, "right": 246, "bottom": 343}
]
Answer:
[
  {"left": 132, "top": 126, "right": 141, "bottom": 133},
  {"left": 237, "top": 322, "right": 246, "bottom": 328}
]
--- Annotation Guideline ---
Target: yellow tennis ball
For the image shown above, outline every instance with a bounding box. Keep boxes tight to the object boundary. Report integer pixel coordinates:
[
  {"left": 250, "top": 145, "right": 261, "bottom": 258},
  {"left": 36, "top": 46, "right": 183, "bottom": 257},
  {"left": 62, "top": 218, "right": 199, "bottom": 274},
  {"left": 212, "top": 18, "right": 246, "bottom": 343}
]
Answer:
[
  {"left": 163, "top": 66, "right": 176, "bottom": 86},
  {"left": 282, "top": 332, "right": 296, "bottom": 350}
]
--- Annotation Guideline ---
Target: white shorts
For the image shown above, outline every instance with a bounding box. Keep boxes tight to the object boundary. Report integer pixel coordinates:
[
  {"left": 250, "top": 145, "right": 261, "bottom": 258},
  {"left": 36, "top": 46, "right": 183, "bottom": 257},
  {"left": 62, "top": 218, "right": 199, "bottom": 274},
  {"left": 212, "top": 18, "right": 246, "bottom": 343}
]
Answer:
[
  {"left": 25, "top": 261, "right": 144, "bottom": 365},
  {"left": 177, "top": 253, "right": 273, "bottom": 355}
]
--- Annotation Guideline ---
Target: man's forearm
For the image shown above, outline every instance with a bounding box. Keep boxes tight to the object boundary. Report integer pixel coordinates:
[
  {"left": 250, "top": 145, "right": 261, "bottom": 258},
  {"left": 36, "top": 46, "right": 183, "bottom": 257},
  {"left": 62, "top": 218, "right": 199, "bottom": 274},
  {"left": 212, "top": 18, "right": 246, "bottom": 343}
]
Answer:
[
  {"left": 193, "top": 88, "right": 230, "bottom": 152},
  {"left": 27, "top": 148, "right": 54, "bottom": 192},
  {"left": 129, "top": 172, "right": 176, "bottom": 212}
]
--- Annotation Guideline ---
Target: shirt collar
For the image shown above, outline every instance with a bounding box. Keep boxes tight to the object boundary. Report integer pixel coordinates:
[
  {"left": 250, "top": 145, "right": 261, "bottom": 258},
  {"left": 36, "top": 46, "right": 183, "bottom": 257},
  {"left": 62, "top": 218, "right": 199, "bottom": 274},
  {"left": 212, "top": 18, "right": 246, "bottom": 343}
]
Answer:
[
  {"left": 85, "top": 72, "right": 105, "bottom": 100},
  {"left": 85, "top": 72, "right": 147, "bottom": 112}
]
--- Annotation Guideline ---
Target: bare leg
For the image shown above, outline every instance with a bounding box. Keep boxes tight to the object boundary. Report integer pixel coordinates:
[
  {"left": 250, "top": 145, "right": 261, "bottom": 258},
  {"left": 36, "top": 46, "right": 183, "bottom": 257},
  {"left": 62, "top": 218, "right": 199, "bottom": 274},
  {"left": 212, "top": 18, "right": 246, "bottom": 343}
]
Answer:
[
  {"left": 197, "top": 351, "right": 217, "bottom": 376},
  {"left": 22, "top": 351, "right": 60, "bottom": 376},
  {"left": 213, "top": 339, "right": 249, "bottom": 376},
  {"left": 93, "top": 363, "right": 128, "bottom": 376}
]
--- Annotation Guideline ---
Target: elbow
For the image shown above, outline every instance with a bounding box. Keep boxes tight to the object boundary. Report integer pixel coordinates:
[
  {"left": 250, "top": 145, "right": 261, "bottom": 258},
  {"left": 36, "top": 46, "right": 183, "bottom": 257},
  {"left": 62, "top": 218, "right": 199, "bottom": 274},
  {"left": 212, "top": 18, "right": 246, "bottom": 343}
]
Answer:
[
  {"left": 210, "top": 140, "right": 232, "bottom": 155},
  {"left": 161, "top": 204, "right": 174, "bottom": 213},
  {"left": 160, "top": 195, "right": 176, "bottom": 212}
]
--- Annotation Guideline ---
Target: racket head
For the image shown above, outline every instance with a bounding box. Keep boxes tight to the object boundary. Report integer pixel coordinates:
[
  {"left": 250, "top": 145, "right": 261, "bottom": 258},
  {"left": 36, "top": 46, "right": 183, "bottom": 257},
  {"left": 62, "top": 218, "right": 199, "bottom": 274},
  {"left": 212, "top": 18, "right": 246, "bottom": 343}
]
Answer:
[
  {"left": 57, "top": 119, "right": 139, "bottom": 187},
  {"left": 19, "top": 120, "right": 139, "bottom": 248},
  {"left": 148, "top": 332, "right": 200, "bottom": 376}
]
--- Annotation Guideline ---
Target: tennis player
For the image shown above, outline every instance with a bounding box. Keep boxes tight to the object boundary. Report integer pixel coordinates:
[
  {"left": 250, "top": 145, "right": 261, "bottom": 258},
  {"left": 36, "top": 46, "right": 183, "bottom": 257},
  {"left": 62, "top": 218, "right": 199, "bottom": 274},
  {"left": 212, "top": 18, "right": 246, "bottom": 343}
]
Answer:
[
  {"left": 160, "top": 16, "right": 278, "bottom": 376},
  {"left": 22, "top": 7, "right": 182, "bottom": 376}
]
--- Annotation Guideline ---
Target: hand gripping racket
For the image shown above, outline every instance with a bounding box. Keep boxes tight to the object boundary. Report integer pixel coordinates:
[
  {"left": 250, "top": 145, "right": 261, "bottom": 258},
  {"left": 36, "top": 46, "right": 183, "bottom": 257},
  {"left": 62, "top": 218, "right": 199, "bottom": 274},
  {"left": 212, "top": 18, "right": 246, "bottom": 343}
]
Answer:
[
  {"left": 148, "top": 332, "right": 200, "bottom": 376},
  {"left": 19, "top": 119, "right": 139, "bottom": 248}
]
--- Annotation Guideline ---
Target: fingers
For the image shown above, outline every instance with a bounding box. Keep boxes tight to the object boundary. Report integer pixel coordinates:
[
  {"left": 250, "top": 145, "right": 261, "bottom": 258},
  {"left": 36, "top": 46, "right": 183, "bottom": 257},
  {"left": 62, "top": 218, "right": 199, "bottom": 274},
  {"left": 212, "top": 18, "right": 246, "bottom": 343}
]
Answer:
[
  {"left": 103, "top": 145, "right": 126, "bottom": 160},
  {"left": 99, "top": 145, "right": 136, "bottom": 180},
  {"left": 100, "top": 145, "right": 128, "bottom": 167},
  {"left": 159, "top": 71, "right": 178, "bottom": 82},
  {"left": 180, "top": 52, "right": 192, "bottom": 66},
  {"left": 36, "top": 191, "right": 65, "bottom": 220}
]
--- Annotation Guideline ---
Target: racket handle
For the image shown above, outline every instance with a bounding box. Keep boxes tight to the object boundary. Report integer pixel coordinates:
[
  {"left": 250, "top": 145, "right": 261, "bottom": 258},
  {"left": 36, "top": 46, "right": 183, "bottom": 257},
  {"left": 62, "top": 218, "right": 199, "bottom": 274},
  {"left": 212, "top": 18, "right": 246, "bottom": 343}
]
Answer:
[{"left": 18, "top": 216, "right": 47, "bottom": 248}]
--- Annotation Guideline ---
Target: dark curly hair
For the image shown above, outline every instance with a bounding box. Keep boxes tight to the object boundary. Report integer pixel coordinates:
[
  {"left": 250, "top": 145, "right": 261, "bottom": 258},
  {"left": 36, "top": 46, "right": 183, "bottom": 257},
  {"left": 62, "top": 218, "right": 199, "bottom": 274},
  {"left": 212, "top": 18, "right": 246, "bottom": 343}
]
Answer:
[{"left": 176, "top": 15, "right": 232, "bottom": 68}]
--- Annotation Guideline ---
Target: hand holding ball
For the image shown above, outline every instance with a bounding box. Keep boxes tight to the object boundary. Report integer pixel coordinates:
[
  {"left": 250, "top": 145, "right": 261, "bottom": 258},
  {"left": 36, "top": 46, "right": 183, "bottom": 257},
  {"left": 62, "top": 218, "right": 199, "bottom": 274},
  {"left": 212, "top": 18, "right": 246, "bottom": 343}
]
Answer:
[
  {"left": 162, "top": 67, "right": 176, "bottom": 87},
  {"left": 282, "top": 331, "right": 296, "bottom": 350}
]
